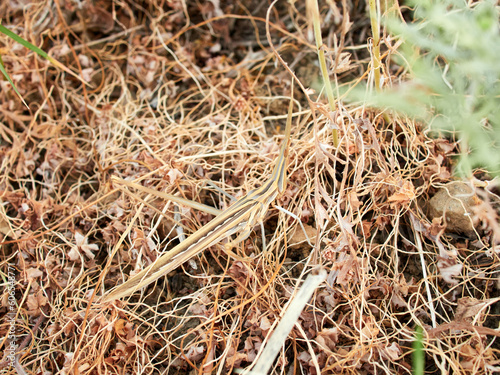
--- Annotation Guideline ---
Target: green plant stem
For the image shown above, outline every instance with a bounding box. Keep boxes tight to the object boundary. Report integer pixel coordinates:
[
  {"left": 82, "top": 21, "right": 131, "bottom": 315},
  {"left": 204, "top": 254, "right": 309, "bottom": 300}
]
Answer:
[{"left": 413, "top": 325, "right": 425, "bottom": 375}]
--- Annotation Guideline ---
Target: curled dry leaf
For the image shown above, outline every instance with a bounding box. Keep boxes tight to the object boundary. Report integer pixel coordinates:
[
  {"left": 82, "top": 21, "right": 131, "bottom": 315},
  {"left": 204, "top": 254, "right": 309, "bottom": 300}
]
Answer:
[
  {"left": 360, "top": 315, "right": 380, "bottom": 340},
  {"left": 391, "top": 275, "right": 415, "bottom": 309},
  {"left": 105, "top": 341, "right": 132, "bottom": 365},
  {"left": 25, "top": 267, "right": 44, "bottom": 280},
  {"left": 348, "top": 191, "right": 363, "bottom": 211},
  {"left": 454, "top": 297, "right": 489, "bottom": 323},
  {"left": 114, "top": 319, "right": 136, "bottom": 341},
  {"left": 437, "top": 256, "right": 463, "bottom": 285},
  {"left": 244, "top": 336, "right": 263, "bottom": 362},
  {"left": 167, "top": 168, "right": 183, "bottom": 184},
  {"left": 315, "top": 328, "right": 339, "bottom": 352},
  {"left": 67, "top": 246, "right": 81, "bottom": 262},
  {"left": 184, "top": 345, "right": 206, "bottom": 363},
  {"left": 26, "top": 291, "right": 48, "bottom": 315},
  {"left": 189, "top": 293, "right": 212, "bottom": 316},
  {"left": 259, "top": 315, "right": 272, "bottom": 331},
  {"left": 68, "top": 232, "right": 98, "bottom": 262},
  {"left": 471, "top": 196, "right": 500, "bottom": 244},
  {"left": 380, "top": 342, "right": 401, "bottom": 361},
  {"left": 387, "top": 179, "right": 417, "bottom": 207}
]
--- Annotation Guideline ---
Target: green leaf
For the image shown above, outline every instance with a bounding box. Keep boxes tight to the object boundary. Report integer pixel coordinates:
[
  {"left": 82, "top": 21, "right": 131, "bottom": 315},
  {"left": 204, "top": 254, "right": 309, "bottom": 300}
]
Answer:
[
  {"left": 0, "top": 24, "right": 51, "bottom": 60},
  {"left": 343, "top": 0, "right": 500, "bottom": 177},
  {"left": 0, "top": 23, "right": 88, "bottom": 89}
]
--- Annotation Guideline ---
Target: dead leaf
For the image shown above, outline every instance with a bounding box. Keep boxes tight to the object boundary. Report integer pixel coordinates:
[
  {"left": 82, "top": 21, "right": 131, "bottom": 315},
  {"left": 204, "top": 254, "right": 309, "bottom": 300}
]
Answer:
[
  {"left": 438, "top": 257, "right": 463, "bottom": 285},
  {"left": 167, "top": 168, "right": 183, "bottom": 184},
  {"left": 455, "top": 297, "right": 488, "bottom": 323},
  {"left": 0, "top": 216, "right": 13, "bottom": 236},
  {"left": 26, "top": 291, "right": 48, "bottom": 314},
  {"left": 289, "top": 223, "right": 316, "bottom": 246},
  {"left": 381, "top": 342, "right": 401, "bottom": 361},
  {"left": 315, "top": 200, "right": 329, "bottom": 230},
  {"left": 360, "top": 316, "right": 379, "bottom": 339},
  {"left": 260, "top": 315, "right": 272, "bottom": 331},
  {"left": 315, "top": 328, "right": 339, "bottom": 352},
  {"left": 114, "top": 319, "right": 128, "bottom": 336},
  {"left": 184, "top": 345, "right": 205, "bottom": 362},
  {"left": 75, "top": 232, "right": 99, "bottom": 259},
  {"left": 25, "top": 268, "right": 44, "bottom": 280},
  {"left": 67, "top": 246, "right": 81, "bottom": 262},
  {"left": 388, "top": 180, "right": 416, "bottom": 206}
]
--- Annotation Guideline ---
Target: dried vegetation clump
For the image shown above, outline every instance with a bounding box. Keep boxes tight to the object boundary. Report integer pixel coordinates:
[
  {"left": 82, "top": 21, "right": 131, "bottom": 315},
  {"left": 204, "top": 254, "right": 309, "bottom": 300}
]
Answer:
[{"left": 0, "top": 1, "right": 499, "bottom": 374}]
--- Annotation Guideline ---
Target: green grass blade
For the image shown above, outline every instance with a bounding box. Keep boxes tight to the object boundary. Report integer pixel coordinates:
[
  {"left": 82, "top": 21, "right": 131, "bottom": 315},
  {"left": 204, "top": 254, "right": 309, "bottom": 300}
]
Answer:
[
  {"left": 0, "top": 53, "right": 28, "bottom": 108},
  {"left": 0, "top": 24, "right": 50, "bottom": 60},
  {"left": 0, "top": 24, "right": 88, "bottom": 86}
]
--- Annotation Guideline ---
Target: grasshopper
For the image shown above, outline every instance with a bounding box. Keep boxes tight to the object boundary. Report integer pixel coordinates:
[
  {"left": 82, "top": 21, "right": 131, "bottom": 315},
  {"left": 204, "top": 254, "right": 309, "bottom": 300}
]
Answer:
[{"left": 102, "top": 84, "right": 294, "bottom": 302}]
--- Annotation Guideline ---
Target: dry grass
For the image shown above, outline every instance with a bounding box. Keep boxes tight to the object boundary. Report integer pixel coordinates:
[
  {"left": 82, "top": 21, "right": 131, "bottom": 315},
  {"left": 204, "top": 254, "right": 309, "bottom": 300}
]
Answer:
[{"left": 0, "top": 1, "right": 499, "bottom": 374}]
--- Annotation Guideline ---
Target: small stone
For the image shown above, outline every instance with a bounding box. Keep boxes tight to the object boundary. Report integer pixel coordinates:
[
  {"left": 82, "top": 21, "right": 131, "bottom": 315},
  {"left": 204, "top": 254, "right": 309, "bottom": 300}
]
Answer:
[{"left": 427, "top": 182, "right": 481, "bottom": 236}]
